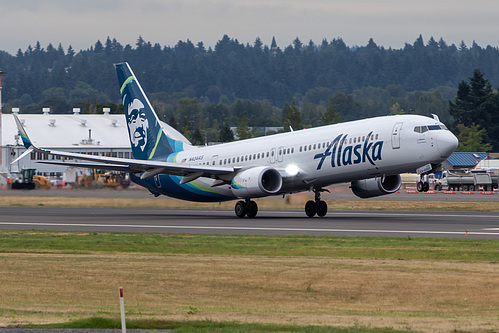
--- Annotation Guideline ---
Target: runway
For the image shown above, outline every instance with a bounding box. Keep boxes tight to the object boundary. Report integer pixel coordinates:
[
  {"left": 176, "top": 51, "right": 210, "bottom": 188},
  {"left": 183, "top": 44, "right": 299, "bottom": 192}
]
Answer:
[{"left": 0, "top": 206, "right": 498, "bottom": 239}]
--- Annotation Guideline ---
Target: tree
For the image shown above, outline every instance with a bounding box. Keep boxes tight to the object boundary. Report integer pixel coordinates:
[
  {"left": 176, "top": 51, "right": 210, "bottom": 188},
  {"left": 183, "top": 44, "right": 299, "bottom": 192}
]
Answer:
[
  {"left": 455, "top": 123, "right": 492, "bottom": 152},
  {"left": 282, "top": 101, "right": 302, "bottom": 131},
  {"left": 70, "top": 81, "right": 99, "bottom": 101},
  {"left": 321, "top": 102, "right": 341, "bottom": 125},
  {"left": 191, "top": 126, "right": 204, "bottom": 145},
  {"left": 236, "top": 111, "right": 252, "bottom": 139},
  {"left": 449, "top": 68, "right": 499, "bottom": 150},
  {"left": 219, "top": 122, "right": 234, "bottom": 143},
  {"left": 389, "top": 102, "right": 404, "bottom": 115},
  {"left": 449, "top": 69, "right": 493, "bottom": 128}
]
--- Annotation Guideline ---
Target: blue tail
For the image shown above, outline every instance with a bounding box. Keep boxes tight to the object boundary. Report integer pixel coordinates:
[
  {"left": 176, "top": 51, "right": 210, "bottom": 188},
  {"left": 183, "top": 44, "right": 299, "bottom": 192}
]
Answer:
[{"left": 116, "top": 62, "right": 184, "bottom": 160}]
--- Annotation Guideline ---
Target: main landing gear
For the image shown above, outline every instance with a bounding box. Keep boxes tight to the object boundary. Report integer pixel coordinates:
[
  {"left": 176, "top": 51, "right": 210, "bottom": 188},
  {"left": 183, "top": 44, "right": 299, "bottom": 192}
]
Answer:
[
  {"left": 235, "top": 199, "right": 258, "bottom": 218},
  {"left": 305, "top": 188, "right": 328, "bottom": 217}
]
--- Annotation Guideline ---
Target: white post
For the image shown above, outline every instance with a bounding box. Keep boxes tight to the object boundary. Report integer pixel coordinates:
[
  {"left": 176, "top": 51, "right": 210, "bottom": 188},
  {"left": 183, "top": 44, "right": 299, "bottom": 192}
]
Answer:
[{"left": 119, "top": 287, "right": 126, "bottom": 333}]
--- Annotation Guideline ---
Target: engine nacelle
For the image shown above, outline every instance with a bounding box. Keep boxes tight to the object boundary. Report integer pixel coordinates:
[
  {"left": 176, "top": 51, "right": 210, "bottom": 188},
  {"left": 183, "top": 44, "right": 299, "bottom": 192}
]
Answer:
[
  {"left": 231, "top": 166, "right": 282, "bottom": 198},
  {"left": 351, "top": 175, "right": 402, "bottom": 199}
]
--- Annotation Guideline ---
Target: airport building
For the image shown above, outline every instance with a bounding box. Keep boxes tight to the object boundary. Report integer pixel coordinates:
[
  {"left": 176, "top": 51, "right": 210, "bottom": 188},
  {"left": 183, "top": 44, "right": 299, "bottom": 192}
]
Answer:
[{"left": 0, "top": 108, "right": 132, "bottom": 185}]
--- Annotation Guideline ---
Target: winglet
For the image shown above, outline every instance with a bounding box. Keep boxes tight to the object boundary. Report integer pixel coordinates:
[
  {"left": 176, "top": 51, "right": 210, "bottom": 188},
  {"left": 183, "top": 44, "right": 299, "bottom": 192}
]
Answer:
[{"left": 13, "top": 114, "right": 34, "bottom": 149}]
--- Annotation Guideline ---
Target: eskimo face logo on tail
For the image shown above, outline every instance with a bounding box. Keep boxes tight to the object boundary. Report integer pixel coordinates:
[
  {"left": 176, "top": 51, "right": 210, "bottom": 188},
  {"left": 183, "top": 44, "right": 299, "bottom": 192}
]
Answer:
[
  {"left": 314, "top": 131, "right": 383, "bottom": 170},
  {"left": 127, "top": 98, "right": 149, "bottom": 152}
]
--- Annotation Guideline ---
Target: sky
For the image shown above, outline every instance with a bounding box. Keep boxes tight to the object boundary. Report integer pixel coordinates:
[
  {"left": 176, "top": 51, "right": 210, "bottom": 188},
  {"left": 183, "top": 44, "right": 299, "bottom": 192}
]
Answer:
[{"left": 1, "top": 0, "right": 499, "bottom": 55}]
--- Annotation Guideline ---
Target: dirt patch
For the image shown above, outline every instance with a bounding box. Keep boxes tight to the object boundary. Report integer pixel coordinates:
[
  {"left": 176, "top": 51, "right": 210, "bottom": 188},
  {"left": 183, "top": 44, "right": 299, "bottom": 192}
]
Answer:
[
  {"left": 0, "top": 252, "right": 498, "bottom": 332},
  {"left": 1, "top": 195, "right": 499, "bottom": 212}
]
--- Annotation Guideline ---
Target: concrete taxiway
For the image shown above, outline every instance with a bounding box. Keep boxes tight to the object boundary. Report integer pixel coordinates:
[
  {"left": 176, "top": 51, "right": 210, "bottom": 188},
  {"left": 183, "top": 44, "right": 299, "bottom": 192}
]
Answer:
[{"left": 0, "top": 206, "right": 497, "bottom": 239}]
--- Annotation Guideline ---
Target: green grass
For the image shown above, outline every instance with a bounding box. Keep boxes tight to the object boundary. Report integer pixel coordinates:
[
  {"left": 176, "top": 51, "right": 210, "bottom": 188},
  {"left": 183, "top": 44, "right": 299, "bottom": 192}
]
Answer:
[
  {"left": 23, "top": 316, "right": 416, "bottom": 332},
  {"left": 1, "top": 230, "right": 498, "bottom": 261}
]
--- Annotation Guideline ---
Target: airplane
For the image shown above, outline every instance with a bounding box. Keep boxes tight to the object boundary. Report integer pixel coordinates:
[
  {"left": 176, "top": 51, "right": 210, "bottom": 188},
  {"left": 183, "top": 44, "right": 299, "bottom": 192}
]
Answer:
[{"left": 13, "top": 62, "right": 459, "bottom": 218}]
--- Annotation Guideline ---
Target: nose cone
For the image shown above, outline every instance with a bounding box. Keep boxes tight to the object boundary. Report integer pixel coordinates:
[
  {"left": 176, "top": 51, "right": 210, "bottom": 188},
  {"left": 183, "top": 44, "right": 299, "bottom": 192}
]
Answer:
[{"left": 437, "top": 130, "right": 459, "bottom": 158}]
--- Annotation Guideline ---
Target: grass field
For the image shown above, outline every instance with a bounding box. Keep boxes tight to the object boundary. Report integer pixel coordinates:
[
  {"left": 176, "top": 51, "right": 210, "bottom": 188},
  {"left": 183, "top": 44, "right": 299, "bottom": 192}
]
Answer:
[{"left": 1, "top": 230, "right": 498, "bottom": 332}]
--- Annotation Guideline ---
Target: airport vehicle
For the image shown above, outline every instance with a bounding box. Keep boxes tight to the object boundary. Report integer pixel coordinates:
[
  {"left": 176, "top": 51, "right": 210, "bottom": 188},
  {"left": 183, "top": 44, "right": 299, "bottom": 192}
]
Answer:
[
  {"left": 433, "top": 170, "right": 498, "bottom": 191},
  {"left": 11, "top": 169, "right": 51, "bottom": 190},
  {"left": 12, "top": 62, "right": 458, "bottom": 217},
  {"left": 77, "top": 169, "right": 129, "bottom": 189}
]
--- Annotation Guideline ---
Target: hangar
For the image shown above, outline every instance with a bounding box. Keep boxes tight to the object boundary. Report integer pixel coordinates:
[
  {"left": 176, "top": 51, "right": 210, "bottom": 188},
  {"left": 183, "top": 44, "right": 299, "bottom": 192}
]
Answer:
[{"left": 0, "top": 108, "right": 132, "bottom": 186}]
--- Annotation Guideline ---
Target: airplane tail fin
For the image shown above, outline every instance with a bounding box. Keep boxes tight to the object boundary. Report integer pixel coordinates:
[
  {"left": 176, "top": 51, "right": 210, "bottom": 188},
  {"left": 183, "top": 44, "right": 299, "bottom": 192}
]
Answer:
[{"left": 116, "top": 62, "right": 188, "bottom": 160}]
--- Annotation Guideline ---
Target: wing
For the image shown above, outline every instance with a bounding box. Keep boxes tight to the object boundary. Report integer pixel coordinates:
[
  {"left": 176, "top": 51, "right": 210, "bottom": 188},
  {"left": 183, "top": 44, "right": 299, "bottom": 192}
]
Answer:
[{"left": 12, "top": 114, "right": 236, "bottom": 185}]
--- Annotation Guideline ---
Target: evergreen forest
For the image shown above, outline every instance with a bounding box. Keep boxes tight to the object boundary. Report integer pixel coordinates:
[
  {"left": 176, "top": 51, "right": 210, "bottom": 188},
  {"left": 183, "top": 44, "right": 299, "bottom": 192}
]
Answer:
[{"left": 0, "top": 34, "right": 498, "bottom": 150}]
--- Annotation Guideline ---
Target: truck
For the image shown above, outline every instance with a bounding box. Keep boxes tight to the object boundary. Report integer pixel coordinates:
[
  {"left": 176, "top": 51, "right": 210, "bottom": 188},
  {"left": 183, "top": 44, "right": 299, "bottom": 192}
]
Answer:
[{"left": 433, "top": 170, "right": 498, "bottom": 191}]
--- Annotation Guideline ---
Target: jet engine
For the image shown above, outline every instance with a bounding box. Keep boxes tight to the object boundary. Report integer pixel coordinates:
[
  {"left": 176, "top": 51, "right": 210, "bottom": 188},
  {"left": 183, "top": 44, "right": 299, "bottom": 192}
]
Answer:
[
  {"left": 231, "top": 166, "right": 282, "bottom": 198},
  {"left": 351, "top": 175, "right": 402, "bottom": 199}
]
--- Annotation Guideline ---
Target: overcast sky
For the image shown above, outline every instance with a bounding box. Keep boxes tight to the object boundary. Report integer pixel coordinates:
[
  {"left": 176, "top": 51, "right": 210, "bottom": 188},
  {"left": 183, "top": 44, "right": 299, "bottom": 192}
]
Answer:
[{"left": 1, "top": 0, "right": 498, "bottom": 55}]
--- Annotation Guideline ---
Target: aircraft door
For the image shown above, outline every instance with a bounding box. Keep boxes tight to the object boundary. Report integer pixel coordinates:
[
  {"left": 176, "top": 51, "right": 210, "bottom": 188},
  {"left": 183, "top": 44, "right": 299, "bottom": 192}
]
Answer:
[
  {"left": 270, "top": 148, "right": 276, "bottom": 164},
  {"left": 211, "top": 155, "right": 219, "bottom": 166},
  {"left": 277, "top": 146, "right": 284, "bottom": 163},
  {"left": 391, "top": 122, "right": 403, "bottom": 149}
]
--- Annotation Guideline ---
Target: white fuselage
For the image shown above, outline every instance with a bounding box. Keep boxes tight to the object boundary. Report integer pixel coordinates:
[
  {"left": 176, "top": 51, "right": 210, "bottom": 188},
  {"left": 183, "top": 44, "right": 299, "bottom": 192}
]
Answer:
[{"left": 135, "top": 114, "right": 457, "bottom": 202}]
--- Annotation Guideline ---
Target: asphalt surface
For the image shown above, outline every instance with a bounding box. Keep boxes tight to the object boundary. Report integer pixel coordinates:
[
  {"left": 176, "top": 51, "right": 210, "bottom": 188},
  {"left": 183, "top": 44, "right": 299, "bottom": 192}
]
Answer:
[{"left": 0, "top": 206, "right": 497, "bottom": 239}]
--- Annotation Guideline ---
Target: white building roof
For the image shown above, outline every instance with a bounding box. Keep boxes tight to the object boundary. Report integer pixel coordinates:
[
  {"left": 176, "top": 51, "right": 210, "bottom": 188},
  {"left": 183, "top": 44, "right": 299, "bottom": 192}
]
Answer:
[{"left": 1, "top": 113, "right": 131, "bottom": 149}]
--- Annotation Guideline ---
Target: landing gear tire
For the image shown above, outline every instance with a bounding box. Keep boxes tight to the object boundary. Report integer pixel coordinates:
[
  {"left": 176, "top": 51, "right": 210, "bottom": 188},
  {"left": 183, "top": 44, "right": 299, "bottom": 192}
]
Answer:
[
  {"left": 417, "top": 181, "right": 430, "bottom": 192},
  {"left": 316, "top": 200, "right": 328, "bottom": 217},
  {"left": 305, "top": 188, "right": 329, "bottom": 217},
  {"left": 235, "top": 199, "right": 258, "bottom": 218},
  {"left": 305, "top": 200, "right": 317, "bottom": 218},
  {"left": 235, "top": 200, "right": 247, "bottom": 218},
  {"left": 246, "top": 200, "right": 258, "bottom": 218}
]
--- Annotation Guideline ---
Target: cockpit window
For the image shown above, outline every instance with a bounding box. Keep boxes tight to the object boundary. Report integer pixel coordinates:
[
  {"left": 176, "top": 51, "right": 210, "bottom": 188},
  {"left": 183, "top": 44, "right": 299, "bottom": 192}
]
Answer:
[{"left": 414, "top": 124, "right": 447, "bottom": 133}]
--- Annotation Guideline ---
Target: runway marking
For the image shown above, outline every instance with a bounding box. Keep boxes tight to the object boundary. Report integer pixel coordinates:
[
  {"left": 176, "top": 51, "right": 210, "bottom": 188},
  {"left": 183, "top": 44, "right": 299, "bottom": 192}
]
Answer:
[
  {"left": 333, "top": 212, "right": 499, "bottom": 219},
  {"left": 1, "top": 222, "right": 498, "bottom": 236},
  {"left": 195, "top": 210, "right": 499, "bottom": 219}
]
